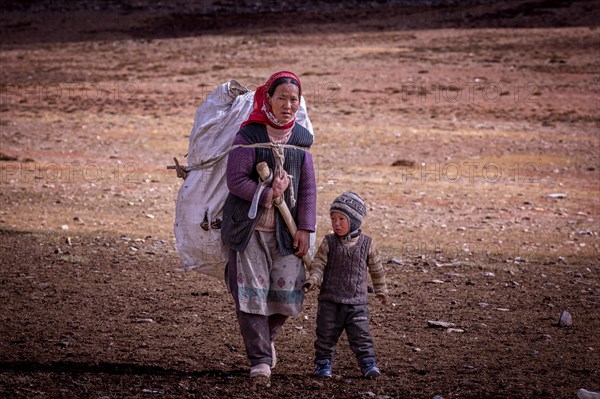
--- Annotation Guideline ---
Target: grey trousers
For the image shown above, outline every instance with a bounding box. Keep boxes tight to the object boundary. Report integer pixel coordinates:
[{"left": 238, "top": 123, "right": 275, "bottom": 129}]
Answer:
[
  {"left": 227, "top": 248, "right": 287, "bottom": 367},
  {"left": 314, "top": 300, "right": 376, "bottom": 365}
]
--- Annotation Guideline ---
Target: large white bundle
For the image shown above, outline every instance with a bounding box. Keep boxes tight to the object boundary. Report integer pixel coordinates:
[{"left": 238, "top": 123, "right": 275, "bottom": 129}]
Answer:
[{"left": 174, "top": 80, "right": 313, "bottom": 279}]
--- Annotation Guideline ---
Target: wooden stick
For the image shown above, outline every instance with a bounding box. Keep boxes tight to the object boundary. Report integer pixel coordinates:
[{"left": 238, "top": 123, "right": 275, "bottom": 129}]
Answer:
[
  {"left": 167, "top": 157, "right": 188, "bottom": 179},
  {"left": 256, "top": 162, "right": 312, "bottom": 268}
]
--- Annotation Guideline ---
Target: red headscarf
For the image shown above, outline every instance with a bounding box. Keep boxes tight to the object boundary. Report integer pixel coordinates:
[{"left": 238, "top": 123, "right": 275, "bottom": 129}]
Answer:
[{"left": 241, "top": 71, "right": 301, "bottom": 130}]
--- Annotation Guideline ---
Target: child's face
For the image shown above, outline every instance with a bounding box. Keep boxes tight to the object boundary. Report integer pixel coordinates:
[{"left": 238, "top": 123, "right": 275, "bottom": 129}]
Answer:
[{"left": 330, "top": 211, "right": 350, "bottom": 237}]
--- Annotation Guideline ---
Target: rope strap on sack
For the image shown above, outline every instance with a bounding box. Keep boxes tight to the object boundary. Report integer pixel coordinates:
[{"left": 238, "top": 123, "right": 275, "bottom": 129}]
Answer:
[
  {"left": 168, "top": 142, "right": 309, "bottom": 174},
  {"left": 168, "top": 142, "right": 307, "bottom": 207}
]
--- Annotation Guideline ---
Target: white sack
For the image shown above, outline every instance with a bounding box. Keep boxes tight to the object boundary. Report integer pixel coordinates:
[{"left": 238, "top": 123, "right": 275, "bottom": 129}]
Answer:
[{"left": 174, "top": 80, "right": 313, "bottom": 279}]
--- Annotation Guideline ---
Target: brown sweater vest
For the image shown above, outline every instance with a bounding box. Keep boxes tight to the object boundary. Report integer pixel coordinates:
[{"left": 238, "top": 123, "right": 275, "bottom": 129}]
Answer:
[{"left": 318, "top": 233, "right": 372, "bottom": 304}]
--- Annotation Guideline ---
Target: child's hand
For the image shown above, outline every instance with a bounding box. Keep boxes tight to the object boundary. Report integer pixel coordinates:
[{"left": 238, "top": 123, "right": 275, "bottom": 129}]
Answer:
[
  {"left": 376, "top": 293, "right": 389, "bottom": 305},
  {"left": 302, "top": 276, "right": 318, "bottom": 293}
]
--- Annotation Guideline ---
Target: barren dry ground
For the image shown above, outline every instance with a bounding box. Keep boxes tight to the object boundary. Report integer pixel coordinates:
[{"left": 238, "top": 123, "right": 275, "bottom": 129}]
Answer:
[{"left": 1, "top": 1, "right": 599, "bottom": 398}]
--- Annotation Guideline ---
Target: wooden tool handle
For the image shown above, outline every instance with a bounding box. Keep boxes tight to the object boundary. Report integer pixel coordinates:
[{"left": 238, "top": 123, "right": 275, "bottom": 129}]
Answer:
[{"left": 256, "top": 162, "right": 311, "bottom": 268}]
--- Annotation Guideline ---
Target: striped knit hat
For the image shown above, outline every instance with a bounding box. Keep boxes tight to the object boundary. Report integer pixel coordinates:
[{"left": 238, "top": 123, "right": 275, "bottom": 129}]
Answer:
[{"left": 330, "top": 191, "right": 367, "bottom": 235}]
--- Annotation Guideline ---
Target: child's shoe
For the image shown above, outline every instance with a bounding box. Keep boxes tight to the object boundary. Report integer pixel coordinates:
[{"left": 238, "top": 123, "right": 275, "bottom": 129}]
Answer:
[
  {"left": 314, "top": 359, "right": 333, "bottom": 378},
  {"left": 361, "top": 360, "right": 381, "bottom": 379}
]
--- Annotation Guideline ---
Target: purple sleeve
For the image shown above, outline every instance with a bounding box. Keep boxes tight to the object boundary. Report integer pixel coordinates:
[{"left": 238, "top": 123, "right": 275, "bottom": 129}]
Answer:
[
  {"left": 226, "top": 134, "right": 274, "bottom": 207},
  {"left": 295, "top": 151, "right": 317, "bottom": 232}
]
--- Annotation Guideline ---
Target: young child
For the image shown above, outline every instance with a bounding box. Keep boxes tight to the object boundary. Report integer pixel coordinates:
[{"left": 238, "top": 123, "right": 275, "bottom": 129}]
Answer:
[{"left": 303, "top": 191, "right": 388, "bottom": 379}]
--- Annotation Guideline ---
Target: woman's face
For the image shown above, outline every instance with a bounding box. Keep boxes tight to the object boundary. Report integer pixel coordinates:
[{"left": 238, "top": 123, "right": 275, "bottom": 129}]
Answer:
[
  {"left": 267, "top": 83, "right": 300, "bottom": 124},
  {"left": 330, "top": 211, "right": 350, "bottom": 237}
]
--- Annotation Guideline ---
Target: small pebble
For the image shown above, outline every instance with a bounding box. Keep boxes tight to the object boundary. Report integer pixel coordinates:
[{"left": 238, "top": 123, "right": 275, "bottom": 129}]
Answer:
[
  {"left": 134, "top": 318, "right": 155, "bottom": 323},
  {"left": 544, "top": 193, "right": 567, "bottom": 199},
  {"left": 558, "top": 310, "right": 572, "bottom": 327}
]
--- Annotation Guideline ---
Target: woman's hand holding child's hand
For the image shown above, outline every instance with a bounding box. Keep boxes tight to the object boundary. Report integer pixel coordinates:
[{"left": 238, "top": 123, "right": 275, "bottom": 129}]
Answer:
[{"left": 302, "top": 276, "right": 318, "bottom": 293}]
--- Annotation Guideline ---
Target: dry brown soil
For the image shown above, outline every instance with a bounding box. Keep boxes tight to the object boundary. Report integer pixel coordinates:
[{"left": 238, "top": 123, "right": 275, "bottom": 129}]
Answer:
[{"left": 1, "top": 1, "right": 599, "bottom": 398}]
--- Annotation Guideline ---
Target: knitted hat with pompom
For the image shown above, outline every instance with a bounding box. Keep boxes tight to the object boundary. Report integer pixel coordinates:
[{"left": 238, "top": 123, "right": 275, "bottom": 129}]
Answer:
[{"left": 329, "top": 191, "right": 367, "bottom": 235}]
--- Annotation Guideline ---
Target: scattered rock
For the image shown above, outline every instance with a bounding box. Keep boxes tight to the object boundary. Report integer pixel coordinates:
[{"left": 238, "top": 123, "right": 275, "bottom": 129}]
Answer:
[
  {"left": 558, "top": 310, "right": 572, "bottom": 327},
  {"left": 577, "top": 388, "right": 600, "bottom": 399},
  {"left": 427, "top": 320, "right": 456, "bottom": 328},
  {"left": 493, "top": 308, "right": 510, "bottom": 312},
  {"left": 134, "top": 318, "right": 155, "bottom": 323},
  {"left": 447, "top": 328, "right": 464, "bottom": 333},
  {"left": 0, "top": 152, "right": 18, "bottom": 161},
  {"left": 426, "top": 279, "right": 445, "bottom": 284},
  {"left": 387, "top": 258, "right": 404, "bottom": 266},
  {"left": 391, "top": 159, "right": 415, "bottom": 167},
  {"left": 58, "top": 335, "right": 74, "bottom": 348},
  {"left": 544, "top": 193, "right": 567, "bottom": 199},
  {"left": 482, "top": 271, "right": 495, "bottom": 277}
]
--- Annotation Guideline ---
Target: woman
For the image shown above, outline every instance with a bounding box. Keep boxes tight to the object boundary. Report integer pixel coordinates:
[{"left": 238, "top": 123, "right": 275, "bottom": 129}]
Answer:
[{"left": 221, "top": 71, "right": 317, "bottom": 381}]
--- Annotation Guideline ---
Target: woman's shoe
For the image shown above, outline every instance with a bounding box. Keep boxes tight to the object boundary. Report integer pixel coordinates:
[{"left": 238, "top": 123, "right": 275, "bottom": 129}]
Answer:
[{"left": 250, "top": 363, "right": 271, "bottom": 378}]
